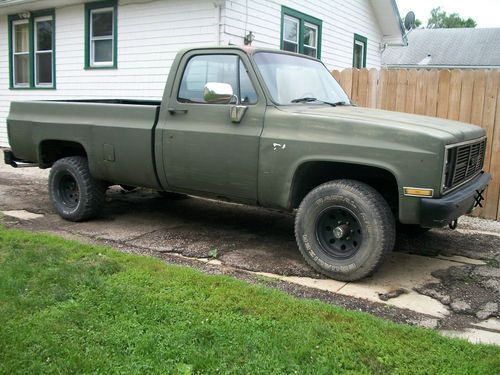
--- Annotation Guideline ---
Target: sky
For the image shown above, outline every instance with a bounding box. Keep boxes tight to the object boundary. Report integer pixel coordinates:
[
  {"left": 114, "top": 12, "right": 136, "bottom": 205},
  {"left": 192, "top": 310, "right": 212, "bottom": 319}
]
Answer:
[{"left": 395, "top": 0, "right": 500, "bottom": 28}]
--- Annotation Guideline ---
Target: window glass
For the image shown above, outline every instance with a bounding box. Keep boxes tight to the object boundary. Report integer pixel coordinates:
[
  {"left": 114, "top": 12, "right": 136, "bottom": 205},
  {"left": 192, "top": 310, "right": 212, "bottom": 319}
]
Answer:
[
  {"left": 14, "top": 55, "right": 29, "bottom": 85},
  {"left": 36, "top": 20, "right": 52, "bottom": 50},
  {"left": 353, "top": 36, "right": 366, "bottom": 68},
  {"left": 13, "top": 21, "right": 29, "bottom": 86},
  {"left": 179, "top": 55, "right": 238, "bottom": 103},
  {"left": 254, "top": 52, "right": 349, "bottom": 105},
  {"left": 283, "top": 16, "right": 298, "bottom": 53},
  {"left": 14, "top": 22, "right": 29, "bottom": 53},
  {"left": 94, "top": 40, "right": 113, "bottom": 62},
  {"left": 239, "top": 62, "right": 257, "bottom": 104},
  {"left": 36, "top": 53, "right": 52, "bottom": 84},
  {"left": 35, "top": 17, "right": 53, "bottom": 86},
  {"left": 92, "top": 11, "right": 113, "bottom": 37},
  {"left": 353, "top": 43, "right": 363, "bottom": 68},
  {"left": 303, "top": 23, "right": 317, "bottom": 57},
  {"left": 178, "top": 55, "right": 257, "bottom": 105},
  {"left": 90, "top": 8, "right": 114, "bottom": 66}
]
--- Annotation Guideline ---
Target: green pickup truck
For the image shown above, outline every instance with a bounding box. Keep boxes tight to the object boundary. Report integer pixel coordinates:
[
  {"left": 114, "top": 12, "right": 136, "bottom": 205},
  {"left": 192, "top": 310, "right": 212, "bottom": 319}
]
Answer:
[{"left": 4, "top": 46, "right": 491, "bottom": 281}]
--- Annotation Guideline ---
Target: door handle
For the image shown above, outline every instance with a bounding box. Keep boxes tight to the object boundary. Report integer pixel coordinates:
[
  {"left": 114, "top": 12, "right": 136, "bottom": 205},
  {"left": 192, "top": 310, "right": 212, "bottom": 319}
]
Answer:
[{"left": 168, "top": 108, "right": 188, "bottom": 115}]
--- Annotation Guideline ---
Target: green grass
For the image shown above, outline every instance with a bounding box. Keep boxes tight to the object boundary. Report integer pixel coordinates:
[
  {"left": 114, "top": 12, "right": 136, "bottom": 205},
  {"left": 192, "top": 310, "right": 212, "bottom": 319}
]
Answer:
[{"left": 0, "top": 227, "right": 498, "bottom": 374}]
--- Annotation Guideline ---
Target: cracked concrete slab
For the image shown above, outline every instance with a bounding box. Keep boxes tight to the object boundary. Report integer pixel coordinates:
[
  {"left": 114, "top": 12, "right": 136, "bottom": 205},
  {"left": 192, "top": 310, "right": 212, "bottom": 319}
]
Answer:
[
  {"left": 2, "top": 210, "right": 44, "bottom": 220},
  {"left": 441, "top": 328, "right": 500, "bottom": 346},
  {"left": 336, "top": 253, "right": 456, "bottom": 317}
]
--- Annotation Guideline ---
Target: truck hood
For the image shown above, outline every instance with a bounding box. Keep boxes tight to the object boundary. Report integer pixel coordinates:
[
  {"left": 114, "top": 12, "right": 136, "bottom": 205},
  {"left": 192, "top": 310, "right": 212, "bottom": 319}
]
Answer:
[{"left": 277, "top": 105, "right": 485, "bottom": 144}]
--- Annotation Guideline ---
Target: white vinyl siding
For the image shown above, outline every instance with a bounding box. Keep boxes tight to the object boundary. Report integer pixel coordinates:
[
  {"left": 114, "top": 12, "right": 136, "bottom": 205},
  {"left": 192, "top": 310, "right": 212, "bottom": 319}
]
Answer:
[
  {"left": 0, "top": 0, "right": 218, "bottom": 146},
  {"left": 223, "top": 0, "right": 384, "bottom": 70}
]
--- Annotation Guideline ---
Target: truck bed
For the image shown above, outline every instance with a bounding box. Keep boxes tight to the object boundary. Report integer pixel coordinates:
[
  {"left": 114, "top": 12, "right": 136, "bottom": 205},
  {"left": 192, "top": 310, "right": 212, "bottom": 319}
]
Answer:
[{"left": 7, "top": 99, "right": 163, "bottom": 189}]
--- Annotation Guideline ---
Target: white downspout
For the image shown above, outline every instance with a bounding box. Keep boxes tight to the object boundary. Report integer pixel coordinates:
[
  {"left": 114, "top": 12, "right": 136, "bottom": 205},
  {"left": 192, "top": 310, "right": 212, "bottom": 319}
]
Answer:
[{"left": 213, "top": 1, "right": 224, "bottom": 46}]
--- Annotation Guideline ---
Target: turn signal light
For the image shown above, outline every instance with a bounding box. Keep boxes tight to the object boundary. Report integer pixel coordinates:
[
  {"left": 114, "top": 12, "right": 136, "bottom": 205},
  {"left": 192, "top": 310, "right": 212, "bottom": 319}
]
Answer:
[{"left": 403, "top": 187, "right": 434, "bottom": 197}]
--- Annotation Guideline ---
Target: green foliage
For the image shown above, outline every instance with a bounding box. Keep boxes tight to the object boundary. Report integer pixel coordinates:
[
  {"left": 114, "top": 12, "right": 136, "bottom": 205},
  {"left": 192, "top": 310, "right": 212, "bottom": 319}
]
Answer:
[
  {"left": 0, "top": 227, "right": 498, "bottom": 374},
  {"left": 427, "top": 7, "right": 477, "bottom": 29},
  {"left": 208, "top": 248, "right": 218, "bottom": 259}
]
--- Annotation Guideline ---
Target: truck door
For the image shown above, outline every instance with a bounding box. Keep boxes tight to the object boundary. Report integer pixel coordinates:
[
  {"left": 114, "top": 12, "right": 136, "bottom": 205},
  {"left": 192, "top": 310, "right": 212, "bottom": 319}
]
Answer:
[{"left": 157, "top": 51, "right": 265, "bottom": 202}]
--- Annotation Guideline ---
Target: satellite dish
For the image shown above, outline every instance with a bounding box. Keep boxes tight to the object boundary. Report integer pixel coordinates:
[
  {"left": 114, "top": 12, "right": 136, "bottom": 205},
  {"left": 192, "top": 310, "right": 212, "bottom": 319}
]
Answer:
[{"left": 404, "top": 11, "right": 416, "bottom": 30}]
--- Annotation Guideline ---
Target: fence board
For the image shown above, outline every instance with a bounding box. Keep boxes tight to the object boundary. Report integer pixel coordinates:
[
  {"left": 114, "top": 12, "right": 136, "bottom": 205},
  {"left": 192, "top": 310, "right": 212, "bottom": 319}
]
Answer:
[
  {"left": 414, "top": 70, "right": 427, "bottom": 115},
  {"left": 436, "top": 70, "right": 451, "bottom": 119},
  {"left": 331, "top": 67, "right": 500, "bottom": 221},
  {"left": 459, "top": 70, "right": 474, "bottom": 123},
  {"left": 425, "top": 69, "right": 439, "bottom": 117},
  {"left": 470, "top": 70, "right": 487, "bottom": 126},
  {"left": 395, "top": 70, "right": 408, "bottom": 112},
  {"left": 487, "top": 79, "right": 500, "bottom": 220},
  {"left": 448, "top": 70, "right": 463, "bottom": 120},
  {"left": 367, "top": 69, "right": 378, "bottom": 108},
  {"left": 341, "top": 68, "right": 353, "bottom": 97},
  {"left": 377, "top": 69, "right": 387, "bottom": 109},
  {"left": 405, "top": 70, "right": 417, "bottom": 113},
  {"left": 351, "top": 68, "right": 360, "bottom": 104},
  {"left": 357, "top": 69, "right": 369, "bottom": 107}
]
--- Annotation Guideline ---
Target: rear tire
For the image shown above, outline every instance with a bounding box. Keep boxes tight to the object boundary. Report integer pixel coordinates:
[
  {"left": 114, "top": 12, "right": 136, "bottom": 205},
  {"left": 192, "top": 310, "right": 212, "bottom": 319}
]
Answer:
[
  {"left": 48, "top": 156, "right": 106, "bottom": 222},
  {"left": 295, "top": 179, "right": 395, "bottom": 281}
]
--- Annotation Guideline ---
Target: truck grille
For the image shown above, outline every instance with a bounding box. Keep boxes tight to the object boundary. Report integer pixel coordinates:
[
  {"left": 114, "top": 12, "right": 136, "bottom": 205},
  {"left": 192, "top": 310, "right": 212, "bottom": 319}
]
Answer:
[{"left": 443, "top": 138, "right": 486, "bottom": 192}]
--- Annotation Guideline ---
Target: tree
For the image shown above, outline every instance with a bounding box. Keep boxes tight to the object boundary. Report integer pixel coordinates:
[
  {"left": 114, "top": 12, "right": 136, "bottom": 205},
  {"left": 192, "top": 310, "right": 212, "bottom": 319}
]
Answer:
[{"left": 427, "top": 7, "right": 477, "bottom": 28}]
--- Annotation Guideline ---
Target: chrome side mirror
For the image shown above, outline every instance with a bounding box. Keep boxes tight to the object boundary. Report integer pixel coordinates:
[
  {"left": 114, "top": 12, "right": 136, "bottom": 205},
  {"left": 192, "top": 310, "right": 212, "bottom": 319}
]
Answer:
[{"left": 203, "top": 82, "right": 234, "bottom": 104}]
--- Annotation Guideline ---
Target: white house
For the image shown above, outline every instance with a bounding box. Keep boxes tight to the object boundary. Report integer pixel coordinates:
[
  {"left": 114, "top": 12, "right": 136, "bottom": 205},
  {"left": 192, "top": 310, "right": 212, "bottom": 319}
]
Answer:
[{"left": 0, "top": 0, "right": 405, "bottom": 146}]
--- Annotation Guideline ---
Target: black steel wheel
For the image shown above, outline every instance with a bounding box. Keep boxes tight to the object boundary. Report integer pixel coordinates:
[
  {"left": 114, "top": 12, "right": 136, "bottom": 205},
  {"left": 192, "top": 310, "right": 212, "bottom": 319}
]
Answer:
[
  {"left": 316, "top": 206, "right": 363, "bottom": 260},
  {"left": 49, "top": 156, "right": 107, "bottom": 222},
  {"left": 295, "top": 179, "right": 395, "bottom": 281},
  {"left": 56, "top": 173, "right": 80, "bottom": 209}
]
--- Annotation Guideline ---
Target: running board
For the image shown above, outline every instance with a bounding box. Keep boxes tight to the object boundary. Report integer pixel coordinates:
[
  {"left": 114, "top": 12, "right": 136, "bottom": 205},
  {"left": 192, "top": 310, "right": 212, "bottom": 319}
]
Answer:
[{"left": 3, "top": 149, "right": 38, "bottom": 168}]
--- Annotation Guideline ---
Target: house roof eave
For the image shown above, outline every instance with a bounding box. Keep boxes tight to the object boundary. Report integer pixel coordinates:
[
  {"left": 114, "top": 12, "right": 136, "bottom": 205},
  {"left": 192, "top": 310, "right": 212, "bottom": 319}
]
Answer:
[{"left": 371, "top": 0, "right": 407, "bottom": 46}]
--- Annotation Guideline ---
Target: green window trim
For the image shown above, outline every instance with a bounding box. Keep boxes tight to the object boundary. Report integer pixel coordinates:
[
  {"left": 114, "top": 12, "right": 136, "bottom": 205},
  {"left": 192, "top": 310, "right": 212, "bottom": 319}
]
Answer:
[
  {"left": 280, "top": 6, "right": 322, "bottom": 59},
  {"left": 353, "top": 33, "right": 367, "bottom": 68},
  {"left": 8, "top": 9, "right": 56, "bottom": 90},
  {"left": 84, "top": 0, "right": 118, "bottom": 69}
]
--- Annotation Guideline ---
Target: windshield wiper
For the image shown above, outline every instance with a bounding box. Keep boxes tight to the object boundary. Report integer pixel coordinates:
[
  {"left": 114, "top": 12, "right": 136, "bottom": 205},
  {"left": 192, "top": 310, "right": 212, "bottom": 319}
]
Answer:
[{"left": 290, "top": 97, "right": 350, "bottom": 106}]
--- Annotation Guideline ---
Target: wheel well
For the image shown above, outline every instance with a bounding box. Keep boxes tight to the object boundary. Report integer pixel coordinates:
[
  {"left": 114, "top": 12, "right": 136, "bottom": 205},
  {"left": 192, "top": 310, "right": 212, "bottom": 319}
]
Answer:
[
  {"left": 290, "top": 161, "right": 399, "bottom": 212},
  {"left": 39, "top": 140, "right": 87, "bottom": 167}
]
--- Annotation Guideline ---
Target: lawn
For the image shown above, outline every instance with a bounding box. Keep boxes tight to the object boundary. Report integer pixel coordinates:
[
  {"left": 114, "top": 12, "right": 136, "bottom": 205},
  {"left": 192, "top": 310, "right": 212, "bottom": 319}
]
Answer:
[{"left": 0, "top": 226, "right": 498, "bottom": 374}]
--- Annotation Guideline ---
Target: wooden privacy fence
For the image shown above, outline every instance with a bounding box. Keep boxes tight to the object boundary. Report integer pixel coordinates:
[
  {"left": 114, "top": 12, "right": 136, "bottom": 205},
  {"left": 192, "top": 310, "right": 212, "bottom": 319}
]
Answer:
[{"left": 331, "top": 68, "right": 500, "bottom": 221}]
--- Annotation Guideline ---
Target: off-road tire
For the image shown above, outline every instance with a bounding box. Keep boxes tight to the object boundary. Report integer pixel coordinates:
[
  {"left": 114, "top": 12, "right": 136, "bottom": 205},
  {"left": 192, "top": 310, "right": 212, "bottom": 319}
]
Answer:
[
  {"left": 295, "top": 179, "right": 395, "bottom": 281},
  {"left": 49, "top": 156, "right": 107, "bottom": 222}
]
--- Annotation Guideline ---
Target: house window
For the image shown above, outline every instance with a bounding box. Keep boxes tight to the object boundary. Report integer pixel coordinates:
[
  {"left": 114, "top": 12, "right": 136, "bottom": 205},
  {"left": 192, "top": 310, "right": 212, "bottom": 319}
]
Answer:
[
  {"left": 85, "top": 0, "right": 117, "bottom": 68},
  {"left": 281, "top": 6, "right": 322, "bottom": 59},
  {"left": 8, "top": 10, "right": 55, "bottom": 89},
  {"left": 353, "top": 34, "right": 367, "bottom": 68}
]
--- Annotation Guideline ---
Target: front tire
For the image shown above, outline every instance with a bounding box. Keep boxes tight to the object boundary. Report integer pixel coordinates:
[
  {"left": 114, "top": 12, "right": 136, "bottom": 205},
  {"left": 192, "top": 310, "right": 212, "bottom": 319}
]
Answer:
[
  {"left": 48, "top": 156, "right": 106, "bottom": 222},
  {"left": 295, "top": 180, "right": 395, "bottom": 281}
]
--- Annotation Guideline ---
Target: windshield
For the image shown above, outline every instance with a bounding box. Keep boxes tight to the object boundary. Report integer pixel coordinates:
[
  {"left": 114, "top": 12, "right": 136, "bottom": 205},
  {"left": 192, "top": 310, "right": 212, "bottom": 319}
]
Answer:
[{"left": 253, "top": 52, "right": 350, "bottom": 105}]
